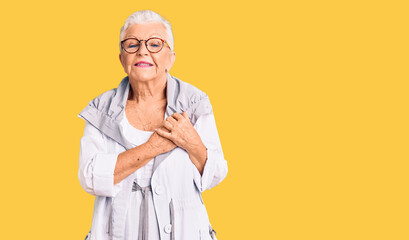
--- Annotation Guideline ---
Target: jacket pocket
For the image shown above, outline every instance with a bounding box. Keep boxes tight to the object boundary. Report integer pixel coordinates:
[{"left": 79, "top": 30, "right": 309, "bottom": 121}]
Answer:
[{"left": 172, "top": 197, "right": 202, "bottom": 240}]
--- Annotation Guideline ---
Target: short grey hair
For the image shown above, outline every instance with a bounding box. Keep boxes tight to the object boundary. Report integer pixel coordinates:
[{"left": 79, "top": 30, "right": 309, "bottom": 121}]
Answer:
[{"left": 119, "top": 10, "right": 174, "bottom": 52}]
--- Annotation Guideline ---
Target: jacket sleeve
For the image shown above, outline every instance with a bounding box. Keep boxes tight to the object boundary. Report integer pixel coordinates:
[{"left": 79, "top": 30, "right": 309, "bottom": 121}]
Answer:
[
  {"left": 190, "top": 96, "right": 228, "bottom": 192},
  {"left": 78, "top": 120, "right": 121, "bottom": 197}
]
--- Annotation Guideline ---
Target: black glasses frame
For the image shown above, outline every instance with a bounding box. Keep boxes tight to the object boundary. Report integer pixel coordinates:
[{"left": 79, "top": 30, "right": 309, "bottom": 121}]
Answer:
[{"left": 120, "top": 37, "right": 170, "bottom": 53}]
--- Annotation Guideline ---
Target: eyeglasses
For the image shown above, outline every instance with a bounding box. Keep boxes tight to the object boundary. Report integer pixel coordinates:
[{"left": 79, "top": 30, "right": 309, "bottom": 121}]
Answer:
[{"left": 120, "top": 37, "right": 170, "bottom": 54}]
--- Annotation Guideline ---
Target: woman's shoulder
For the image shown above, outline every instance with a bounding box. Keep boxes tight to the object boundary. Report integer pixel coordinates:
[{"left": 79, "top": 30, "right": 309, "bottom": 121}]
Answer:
[
  {"left": 86, "top": 88, "right": 117, "bottom": 111},
  {"left": 170, "top": 75, "right": 213, "bottom": 121},
  {"left": 81, "top": 76, "right": 129, "bottom": 117},
  {"left": 170, "top": 75, "right": 209, "bottom": 105}
]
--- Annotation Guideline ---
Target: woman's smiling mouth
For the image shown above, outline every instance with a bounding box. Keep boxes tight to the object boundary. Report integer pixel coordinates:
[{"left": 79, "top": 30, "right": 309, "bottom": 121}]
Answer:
[{"left": 135, "top": 61, "right": 153, "bottom": 67}]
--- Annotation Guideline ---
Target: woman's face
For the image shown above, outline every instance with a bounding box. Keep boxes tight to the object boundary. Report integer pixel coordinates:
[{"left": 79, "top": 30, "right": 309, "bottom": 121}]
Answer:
[{"left": 119, "top": 22, "right": 175, "bottom": 83}]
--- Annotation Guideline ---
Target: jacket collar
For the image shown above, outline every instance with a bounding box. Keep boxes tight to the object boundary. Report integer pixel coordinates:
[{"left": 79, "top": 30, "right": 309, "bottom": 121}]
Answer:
[{"left": 109, "top": 72, "right": 179, "bottom": 121}]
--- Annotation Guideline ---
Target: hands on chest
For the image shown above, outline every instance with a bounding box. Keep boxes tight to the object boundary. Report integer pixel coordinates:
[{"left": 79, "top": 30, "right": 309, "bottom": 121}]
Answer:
[{"left": 150, "top": 111, "right": 207, "bottom": 174}]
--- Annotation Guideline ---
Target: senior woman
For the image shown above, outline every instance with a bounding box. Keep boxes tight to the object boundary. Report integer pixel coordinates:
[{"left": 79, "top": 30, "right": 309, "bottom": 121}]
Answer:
[{"left": 77, "top": 10, "right": 228, "bottom": 240}]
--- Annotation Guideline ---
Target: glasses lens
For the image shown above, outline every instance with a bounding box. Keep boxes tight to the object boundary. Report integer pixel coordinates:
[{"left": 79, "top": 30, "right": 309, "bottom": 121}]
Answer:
[
  {"left": 123, "top": 39, "right": 140, "bottom": 53},
  {"left": 146, "top": 38, "right": 164, "bottom": 53}
]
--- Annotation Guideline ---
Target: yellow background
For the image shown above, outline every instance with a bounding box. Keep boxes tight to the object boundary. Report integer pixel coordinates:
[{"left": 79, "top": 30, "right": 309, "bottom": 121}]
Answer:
[{"left": 1, "top": 0, "right": 408, "bottom": 239}]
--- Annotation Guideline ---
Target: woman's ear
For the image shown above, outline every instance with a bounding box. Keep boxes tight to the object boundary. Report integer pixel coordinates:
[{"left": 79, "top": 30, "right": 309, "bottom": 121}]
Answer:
[
  {"left": 171, "top": 51, "right": 176, "bottom": 65},
  {"left": 166, "top": 51, "right": 176, "bottom": 72},
  {"left": 119, "top": 53, "right": 124, "bottom": 68},
  {"left": 119, "top": 53, "right": 128, "bottom": 74}
]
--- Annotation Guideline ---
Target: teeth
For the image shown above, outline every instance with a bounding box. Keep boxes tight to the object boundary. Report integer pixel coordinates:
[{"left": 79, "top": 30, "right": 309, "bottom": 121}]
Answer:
[{"left": 136, "top": 63, "right": 151, "bottom": 66}]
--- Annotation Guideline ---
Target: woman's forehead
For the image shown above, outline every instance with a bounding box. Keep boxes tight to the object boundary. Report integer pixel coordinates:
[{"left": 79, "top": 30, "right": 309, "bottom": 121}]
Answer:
[{"left": 124, "top": 22, "right": 167, "bottom": 39}]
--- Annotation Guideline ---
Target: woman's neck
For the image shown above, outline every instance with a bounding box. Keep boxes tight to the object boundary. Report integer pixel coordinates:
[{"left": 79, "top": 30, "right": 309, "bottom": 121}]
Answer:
[{"left": 128, "top": 77, "right": 167, "bottom": 104}]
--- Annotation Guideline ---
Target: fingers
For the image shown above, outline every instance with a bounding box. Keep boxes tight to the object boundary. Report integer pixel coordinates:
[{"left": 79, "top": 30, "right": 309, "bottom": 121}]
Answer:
[
  {"left": 155, "top": 127, "right": 172, "bottom": 139},
  {"left": 171, "top": 113, "right": 184, "bottom": 121},
  {"left": 166, "top": 115, "right": 178, "bottom": 125},
  {"left": 163, "top": 112, "right": 191, "bottom": 134},
  {"left": 182, "top": 111, "right": 189, "bottom": 120},
  {"left": 163, "top": 120, "right": 173, "bottom": 131}
]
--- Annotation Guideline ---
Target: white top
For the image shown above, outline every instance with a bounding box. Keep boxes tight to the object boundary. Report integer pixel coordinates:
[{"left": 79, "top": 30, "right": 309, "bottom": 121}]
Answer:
[
  {"left": 120, "top": 112, "right": 161, "bottom": 240},
  {"left": 121, "top": 112, "right": 155, "bottom": 180}
]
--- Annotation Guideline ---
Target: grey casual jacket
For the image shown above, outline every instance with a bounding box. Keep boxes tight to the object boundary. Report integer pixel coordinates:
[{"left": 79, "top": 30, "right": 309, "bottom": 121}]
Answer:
[{"left": 78, "top": 73, "right": 228, "bottom": 240}]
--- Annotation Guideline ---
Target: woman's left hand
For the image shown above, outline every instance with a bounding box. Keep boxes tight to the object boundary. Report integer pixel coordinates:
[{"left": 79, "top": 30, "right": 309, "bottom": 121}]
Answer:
[
  {"left": 155, "top": 111, "right": 203, "bottom": 153},
  {"left": 155, "top": 111, "right": 207, "bottom": 173}
]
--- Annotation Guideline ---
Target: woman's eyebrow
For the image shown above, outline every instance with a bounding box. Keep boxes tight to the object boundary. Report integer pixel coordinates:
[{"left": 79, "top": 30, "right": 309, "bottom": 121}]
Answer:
[
  {"left": 124, "top": 35, "right": 137, "bottom": 39},
  {"left": 124, "top": 34, "right": 164, "bottom": 39},
  {"left": 149, "top": 33, "right": 165, "bottom": 38}
]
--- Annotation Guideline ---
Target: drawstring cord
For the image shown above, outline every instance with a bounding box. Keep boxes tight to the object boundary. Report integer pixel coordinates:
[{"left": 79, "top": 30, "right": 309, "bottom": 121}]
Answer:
[
  {"left": 133, "top": 181, "right": 176, "bottom": 240},
  {"left": 132, "top": 181, "right": 152, "bottom": 240}
]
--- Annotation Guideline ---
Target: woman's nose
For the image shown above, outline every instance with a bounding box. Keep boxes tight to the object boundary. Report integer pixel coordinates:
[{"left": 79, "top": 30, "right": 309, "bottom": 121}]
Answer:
[{"left": 137, "top": 42, "right": 149, "bottom": 55}]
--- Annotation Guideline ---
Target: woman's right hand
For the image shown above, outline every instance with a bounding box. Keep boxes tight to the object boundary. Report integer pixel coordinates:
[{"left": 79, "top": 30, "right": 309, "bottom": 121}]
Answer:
[{"left": 146, "top": 126, "right": 177, "bottom": 155}]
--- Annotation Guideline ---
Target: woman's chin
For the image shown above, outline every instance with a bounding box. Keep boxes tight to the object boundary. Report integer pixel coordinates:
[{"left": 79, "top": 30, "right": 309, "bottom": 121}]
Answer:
[
  {"left": 130, "top": 72, "right": 165, "bottom": 82},
  {"left": 130, "top": 73, "right": 154, "bottom": 82}
]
